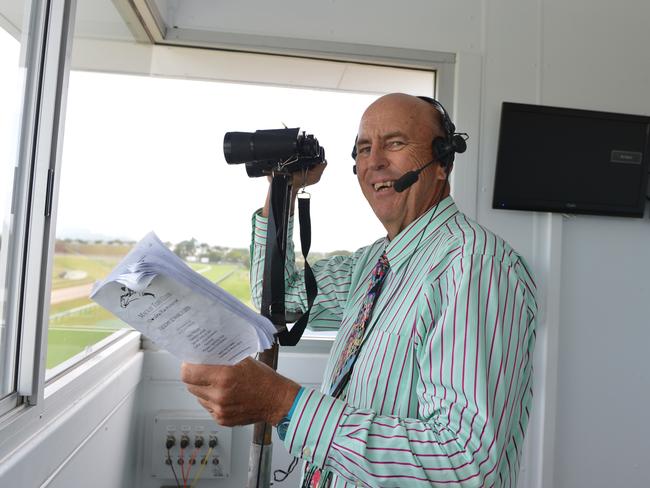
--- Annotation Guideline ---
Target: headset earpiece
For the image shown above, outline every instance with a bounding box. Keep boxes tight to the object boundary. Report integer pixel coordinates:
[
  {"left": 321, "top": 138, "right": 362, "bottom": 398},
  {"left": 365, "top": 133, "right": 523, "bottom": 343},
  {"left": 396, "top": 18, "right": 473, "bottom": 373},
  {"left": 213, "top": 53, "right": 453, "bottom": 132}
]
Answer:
[
  {"left": 352, "top": 165, "right": 357, "bottom": 175},
  {"left": 433, "top": 137, "right": 453, "bottom": 169},
  {"left": 432, "top": 132, "right": 468, "bottom": 170},
  {"left": 352, "top": 135, "right": 359, "bottom": 158},
  {"left": 451, "top": 133, "right": 467, "bottom": 154}
]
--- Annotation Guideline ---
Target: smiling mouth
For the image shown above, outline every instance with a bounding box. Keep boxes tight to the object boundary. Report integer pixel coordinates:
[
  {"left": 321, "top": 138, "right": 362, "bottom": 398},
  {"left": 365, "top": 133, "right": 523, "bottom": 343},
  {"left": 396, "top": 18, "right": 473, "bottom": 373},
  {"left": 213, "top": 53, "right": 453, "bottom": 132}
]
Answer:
[{"left": 373, "top": 181, "right": 395, "bottom": 191}]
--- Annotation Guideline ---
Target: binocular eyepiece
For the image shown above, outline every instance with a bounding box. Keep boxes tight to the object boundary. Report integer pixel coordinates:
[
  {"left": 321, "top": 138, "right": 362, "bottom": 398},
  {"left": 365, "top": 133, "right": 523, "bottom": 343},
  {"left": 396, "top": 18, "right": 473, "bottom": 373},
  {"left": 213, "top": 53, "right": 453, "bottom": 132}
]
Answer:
[{"left": 224, "top": 128, "right": 325, "bottom": 178}]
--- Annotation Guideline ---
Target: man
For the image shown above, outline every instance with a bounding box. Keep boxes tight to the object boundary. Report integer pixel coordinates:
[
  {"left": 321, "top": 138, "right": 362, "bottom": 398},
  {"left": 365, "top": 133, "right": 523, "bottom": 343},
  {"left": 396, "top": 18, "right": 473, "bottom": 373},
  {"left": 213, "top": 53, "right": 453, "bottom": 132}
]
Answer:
[{"left": 182, "top": 93, "right": 538, "bottom": 487}]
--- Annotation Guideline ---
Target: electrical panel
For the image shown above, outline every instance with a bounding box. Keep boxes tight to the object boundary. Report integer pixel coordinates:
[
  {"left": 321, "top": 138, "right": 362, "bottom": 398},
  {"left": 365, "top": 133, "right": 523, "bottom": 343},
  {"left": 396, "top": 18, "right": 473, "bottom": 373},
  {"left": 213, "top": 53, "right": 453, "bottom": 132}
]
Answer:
[{"left": 151, "top": 410, "right": 232, "bottom": 481}]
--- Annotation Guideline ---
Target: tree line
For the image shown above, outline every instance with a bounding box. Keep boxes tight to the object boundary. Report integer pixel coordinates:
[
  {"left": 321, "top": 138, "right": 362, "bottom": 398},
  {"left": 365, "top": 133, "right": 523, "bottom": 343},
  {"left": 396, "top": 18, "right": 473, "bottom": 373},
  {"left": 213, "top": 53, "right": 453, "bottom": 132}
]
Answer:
[
  {"left": 173, "top": 238, "right": 250, "bottom": 267},
  {"left": 52, "top": 237, "right": 352, "bottom": 269}
]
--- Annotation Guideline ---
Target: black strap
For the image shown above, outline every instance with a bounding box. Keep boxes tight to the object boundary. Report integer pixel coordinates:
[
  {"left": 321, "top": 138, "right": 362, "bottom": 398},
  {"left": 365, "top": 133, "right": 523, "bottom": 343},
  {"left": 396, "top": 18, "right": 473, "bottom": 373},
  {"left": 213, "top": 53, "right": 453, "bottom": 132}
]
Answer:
[
  {"left": 261, "top": 176, "right": 290, "bottom": 328},
  {"left": 261, "top": 176, "right": 318, "bottom": 347},
  {"left": 276, "top": 195, "right": 318, "bottom": 346}
]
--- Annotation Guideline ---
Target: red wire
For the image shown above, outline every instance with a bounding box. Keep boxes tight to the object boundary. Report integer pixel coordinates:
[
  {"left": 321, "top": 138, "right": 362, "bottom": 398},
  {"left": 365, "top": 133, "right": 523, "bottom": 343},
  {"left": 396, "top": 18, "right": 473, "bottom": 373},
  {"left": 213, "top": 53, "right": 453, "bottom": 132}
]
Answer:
[
  {"left": 179, "top": 448, "right": 186, "bottom": 488},
  {"left": 185, "top": 448, "right": 199, "bottom": 485}
]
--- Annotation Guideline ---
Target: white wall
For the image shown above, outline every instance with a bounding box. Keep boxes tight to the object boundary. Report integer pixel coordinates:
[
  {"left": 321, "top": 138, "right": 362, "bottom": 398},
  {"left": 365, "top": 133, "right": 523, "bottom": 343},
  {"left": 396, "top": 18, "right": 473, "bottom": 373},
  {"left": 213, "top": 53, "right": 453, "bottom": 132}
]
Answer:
[
  {"left": 0, "top": 342, "right": 143, "bottom": 487},
  {"left": 541, "top": 3, "right": 650, "bottom": 486},
  {"left": 135, "top": 345, "right": 331, "bottom": 488}
]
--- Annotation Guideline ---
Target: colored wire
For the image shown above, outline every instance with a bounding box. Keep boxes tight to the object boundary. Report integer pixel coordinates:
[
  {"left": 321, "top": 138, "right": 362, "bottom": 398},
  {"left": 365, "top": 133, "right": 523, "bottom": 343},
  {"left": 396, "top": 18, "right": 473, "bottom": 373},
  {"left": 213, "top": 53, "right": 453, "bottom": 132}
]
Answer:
[
  {"left": 274, "top": 456, "right": 299, "bottom": 482},
  {"left": 166, "top": 448, "right": 181, "bottom": 488},
  {"left": 189, "top": 447, "right": 214, "bottom": 488},
  {"left": 179, "top": 447, "right": 186, "bottom": 488},
  {"left": 184, "top": 448, "right": 199, "bottom": 487}
]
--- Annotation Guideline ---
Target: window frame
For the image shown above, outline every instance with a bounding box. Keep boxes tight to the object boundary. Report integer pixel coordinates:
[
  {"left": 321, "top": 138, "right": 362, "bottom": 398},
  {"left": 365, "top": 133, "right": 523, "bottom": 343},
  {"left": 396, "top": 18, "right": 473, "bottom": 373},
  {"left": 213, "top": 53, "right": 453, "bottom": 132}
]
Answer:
[
  {"left": 0, "top": 0, "right": 81, "bottom": 445},
  {"left": 0, "top": 0, "right": 56, "bottom": 414},
  {"left": 0, "top": 0, "right": 78, "bottom": 419},
  {"left": 16, "top": 0, "right": 77, "bottom": 405}
]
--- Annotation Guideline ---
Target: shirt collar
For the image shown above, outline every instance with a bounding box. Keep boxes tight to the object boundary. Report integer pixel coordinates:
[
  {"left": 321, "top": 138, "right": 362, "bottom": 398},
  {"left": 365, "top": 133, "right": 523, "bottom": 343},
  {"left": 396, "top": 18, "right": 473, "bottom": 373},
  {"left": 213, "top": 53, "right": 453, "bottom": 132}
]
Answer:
[{"left": 383, "top": 196, "right": 459, "bottom": 271}]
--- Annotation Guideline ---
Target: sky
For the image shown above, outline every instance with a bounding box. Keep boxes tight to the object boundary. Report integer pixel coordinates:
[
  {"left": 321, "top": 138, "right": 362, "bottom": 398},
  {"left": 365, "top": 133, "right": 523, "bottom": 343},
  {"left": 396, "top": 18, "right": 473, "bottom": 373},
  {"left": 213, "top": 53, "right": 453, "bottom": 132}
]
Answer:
[
  {"left": 56, "top": 73, "right": 385, "bottom": 252},
  {"left": 0, "top": 27, "right": 21, "bottom": 238},
  {"left": 0, "top": 25, "right": 403, "bottom": 253}
]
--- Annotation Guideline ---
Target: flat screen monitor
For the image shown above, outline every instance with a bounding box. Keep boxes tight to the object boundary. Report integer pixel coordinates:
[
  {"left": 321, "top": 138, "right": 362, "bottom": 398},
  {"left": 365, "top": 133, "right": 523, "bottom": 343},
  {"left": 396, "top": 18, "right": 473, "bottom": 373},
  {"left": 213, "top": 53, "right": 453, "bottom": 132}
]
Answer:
[{"left": 493, "top": 102, "right": 650, "bottom": 217}]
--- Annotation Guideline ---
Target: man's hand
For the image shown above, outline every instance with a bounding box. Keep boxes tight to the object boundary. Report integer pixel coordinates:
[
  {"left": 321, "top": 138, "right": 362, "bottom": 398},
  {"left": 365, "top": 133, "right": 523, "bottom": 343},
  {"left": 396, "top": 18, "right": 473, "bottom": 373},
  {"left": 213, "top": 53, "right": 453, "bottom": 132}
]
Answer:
[
  {"left": 181, "top": 357, "right": 301, "bottom": 427},
  {"left": 290, "top": 161, "right": 327, "bottom": 194},
  {"left": 262, "top": 162, "right": 327, "bottom": 217}
]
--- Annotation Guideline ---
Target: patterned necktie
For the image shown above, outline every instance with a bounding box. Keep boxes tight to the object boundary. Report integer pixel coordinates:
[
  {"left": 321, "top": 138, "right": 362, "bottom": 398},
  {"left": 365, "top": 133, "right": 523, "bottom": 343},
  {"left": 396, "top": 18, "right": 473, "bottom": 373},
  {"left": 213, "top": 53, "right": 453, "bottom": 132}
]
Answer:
[
  {"left": 302, "top": 252, "right": 390, "bottom": 488},
  {"left": 328, "top": 251, "right": 390, "bottom": 398}
]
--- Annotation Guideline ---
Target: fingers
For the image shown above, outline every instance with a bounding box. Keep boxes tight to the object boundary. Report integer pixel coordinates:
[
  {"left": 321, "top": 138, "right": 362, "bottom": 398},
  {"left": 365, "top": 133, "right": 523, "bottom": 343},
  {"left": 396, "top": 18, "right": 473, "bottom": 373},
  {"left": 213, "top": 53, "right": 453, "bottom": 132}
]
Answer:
[
  {"left": 196, "top": 397, "right": 233, "bottom": 426},
  {"left": 180, "top": 357, "right": 296, "bottom": 426},
  {"left": 308, "top": 161, "right": 327, "bottom": 184},
  {"left": 180, "top": 361, "right": 227, "bottom": 386},
  {"left": 194, "top": 391, "right": 256, "bottom": 427},
  {"left": 181, "top": 360, "right": 250, "bottom": 400},
  {"left": 313, "top": 161, "right": 327, "bottom": 178},
  {"left": 180, "top": 362, "right": 206, "bottom": 385},
  {"left": 196, "top": 397, "right": 213, "bottom": 413},
  {"left": 292, "top": 162, "right": 327, "bottom": 190},
  {"left": 185, "top": 384, "right": 211, "bottom": 402}
]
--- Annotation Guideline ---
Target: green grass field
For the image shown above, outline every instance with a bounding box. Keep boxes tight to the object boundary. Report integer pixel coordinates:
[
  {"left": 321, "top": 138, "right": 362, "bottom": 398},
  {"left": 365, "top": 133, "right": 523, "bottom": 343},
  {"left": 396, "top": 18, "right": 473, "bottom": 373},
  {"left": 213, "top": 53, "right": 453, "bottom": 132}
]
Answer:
[
  {"left": 51, "top": 254, "right": 121, "bottom": 289},
  {"left": 48, "top": 254, "right": 253, "bottom": 368},
  {"left": 185, "top": 262, "right": 252, "bottom": 305},
  {"left": 47, "top": 329, "right": 115, "bottom": 369}
]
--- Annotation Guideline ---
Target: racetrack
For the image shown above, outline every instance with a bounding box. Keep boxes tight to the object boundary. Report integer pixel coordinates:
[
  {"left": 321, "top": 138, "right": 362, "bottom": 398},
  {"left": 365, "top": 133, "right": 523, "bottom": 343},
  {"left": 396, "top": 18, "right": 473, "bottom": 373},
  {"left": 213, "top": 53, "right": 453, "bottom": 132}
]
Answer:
[{"left": 50, "top": 283, "right": 94, "bottom": 304}]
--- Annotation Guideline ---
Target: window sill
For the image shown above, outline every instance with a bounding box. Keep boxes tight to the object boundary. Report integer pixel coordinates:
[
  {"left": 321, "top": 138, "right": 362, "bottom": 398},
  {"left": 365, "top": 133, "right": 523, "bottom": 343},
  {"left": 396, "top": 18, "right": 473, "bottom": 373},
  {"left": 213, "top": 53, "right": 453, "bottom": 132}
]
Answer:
[{"left": 0, "top": 330, "right": 142, "bottom": 467}]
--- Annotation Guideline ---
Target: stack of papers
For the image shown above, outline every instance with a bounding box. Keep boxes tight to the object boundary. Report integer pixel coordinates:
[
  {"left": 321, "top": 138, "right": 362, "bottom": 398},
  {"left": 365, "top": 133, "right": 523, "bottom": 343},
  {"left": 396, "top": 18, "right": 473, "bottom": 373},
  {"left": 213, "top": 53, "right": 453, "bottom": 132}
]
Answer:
[{"left": 90, "top": 232, "right": 276, "bottom": 365}]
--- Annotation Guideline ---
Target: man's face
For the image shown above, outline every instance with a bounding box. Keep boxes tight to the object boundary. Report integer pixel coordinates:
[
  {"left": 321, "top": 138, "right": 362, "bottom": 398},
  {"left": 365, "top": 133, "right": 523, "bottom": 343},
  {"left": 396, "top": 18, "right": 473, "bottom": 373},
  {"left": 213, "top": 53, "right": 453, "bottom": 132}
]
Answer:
[{"left": 355, "top": 94, "right": 448, "bottom": 239}]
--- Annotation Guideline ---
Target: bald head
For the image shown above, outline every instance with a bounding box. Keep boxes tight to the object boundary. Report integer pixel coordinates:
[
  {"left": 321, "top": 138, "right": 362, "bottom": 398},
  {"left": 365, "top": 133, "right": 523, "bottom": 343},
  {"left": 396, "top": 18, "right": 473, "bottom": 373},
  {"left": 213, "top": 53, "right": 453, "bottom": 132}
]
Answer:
[{"left": 359, "top": 93, "right": 445, "bottom": 143}]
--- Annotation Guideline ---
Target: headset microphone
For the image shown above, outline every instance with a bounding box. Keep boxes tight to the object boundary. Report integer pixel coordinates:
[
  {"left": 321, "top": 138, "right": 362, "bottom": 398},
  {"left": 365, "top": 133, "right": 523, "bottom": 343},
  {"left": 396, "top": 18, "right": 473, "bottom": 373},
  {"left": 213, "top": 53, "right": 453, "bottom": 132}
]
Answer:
[{"left": 393, "top": 159, "right": 436, "bottom": 192}]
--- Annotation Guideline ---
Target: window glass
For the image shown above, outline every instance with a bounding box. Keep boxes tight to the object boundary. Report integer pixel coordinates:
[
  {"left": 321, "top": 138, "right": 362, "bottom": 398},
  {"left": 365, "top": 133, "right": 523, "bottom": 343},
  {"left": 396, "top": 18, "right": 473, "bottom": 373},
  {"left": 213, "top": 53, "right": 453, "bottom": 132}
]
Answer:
[
  {"left": 47, "top": 0, "right": 435, "bottom": 372},
  {"left": 47, "top": 75, "right": 381, "bottom": 369},
  {"left": 0, "top": 1, "right": 28, "bottom": 398}
]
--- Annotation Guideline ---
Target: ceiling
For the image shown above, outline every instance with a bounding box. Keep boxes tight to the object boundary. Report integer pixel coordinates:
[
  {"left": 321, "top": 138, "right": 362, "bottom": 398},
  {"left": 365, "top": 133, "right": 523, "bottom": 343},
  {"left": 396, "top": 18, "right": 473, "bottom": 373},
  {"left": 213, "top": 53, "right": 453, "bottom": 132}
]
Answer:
[{"left": 1, "top": 0, "right": 453, "bottom": 74}]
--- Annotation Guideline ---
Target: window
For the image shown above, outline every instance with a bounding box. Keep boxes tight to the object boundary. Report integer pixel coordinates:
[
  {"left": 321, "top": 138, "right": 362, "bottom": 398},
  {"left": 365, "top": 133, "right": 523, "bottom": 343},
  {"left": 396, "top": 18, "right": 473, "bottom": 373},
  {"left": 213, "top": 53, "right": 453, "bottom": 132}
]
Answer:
[
  {"left": 45, "top": 0, "right": 438, "bottom": 372},
  {"left": 0, "top": 1, "right": 33, "bottom": 406},
  {"left": 0, "top": 0, "right": 452, "bottom": 383},
  {"left": 48, "top": 71, "right": 436, "bottom": 370}
]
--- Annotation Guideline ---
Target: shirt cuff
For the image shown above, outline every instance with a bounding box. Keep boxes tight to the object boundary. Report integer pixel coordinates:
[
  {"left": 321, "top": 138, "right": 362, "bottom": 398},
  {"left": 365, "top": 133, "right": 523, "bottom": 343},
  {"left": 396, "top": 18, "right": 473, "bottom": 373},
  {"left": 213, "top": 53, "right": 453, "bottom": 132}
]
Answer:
[
  {"left": 282, "top": 388, "right": 349, "bottom": 468},
  {"left": 287, "top": 387, "right": 305, "bottom": 419}
]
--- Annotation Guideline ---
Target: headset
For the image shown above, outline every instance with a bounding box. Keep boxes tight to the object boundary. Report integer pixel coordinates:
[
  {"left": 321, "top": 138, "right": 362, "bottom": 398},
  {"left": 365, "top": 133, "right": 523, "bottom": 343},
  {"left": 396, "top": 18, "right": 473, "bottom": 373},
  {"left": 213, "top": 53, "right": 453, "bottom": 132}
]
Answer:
[{"left": 351, "top": 96, "right": 467, "bottom": 190}]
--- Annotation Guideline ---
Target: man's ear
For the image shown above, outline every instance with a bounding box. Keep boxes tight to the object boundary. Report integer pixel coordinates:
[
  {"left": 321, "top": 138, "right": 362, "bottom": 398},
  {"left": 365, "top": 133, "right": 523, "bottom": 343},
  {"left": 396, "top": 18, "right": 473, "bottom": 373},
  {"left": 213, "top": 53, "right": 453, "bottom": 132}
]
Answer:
[{"left": 435, "top": 163, "right": 451, "bottom": 180}]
